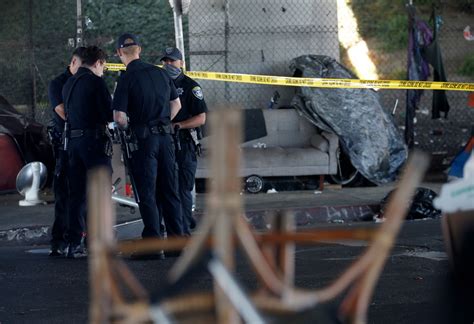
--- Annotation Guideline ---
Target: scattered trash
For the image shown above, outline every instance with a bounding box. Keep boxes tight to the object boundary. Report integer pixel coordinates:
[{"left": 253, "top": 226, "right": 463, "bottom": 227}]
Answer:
[
  {"left": 314, "top": 190, "right": 322, "bottom": 194},
  {"left": 252, "top": 142, "right": 267, "bottom": 148},
  {"left": 380, "top": 187, "right": 442, "bottom": 220},
  {"left": 434, "top": 178, "right": 474, "bottom": 213},
  {"left": 464, "top": 26, "right": 474, "bottom": 41},
  {"left": 374, "top": 214, "right": 385, "bottom": 223},
  {"left": 447, "top": 136, "right": 474, "bottom": 180},
  {"left": 266, "top": 188, "right": 278, "bottom": 194},
  {"left": 435, "top": 150, "right": 474, "bottom": 213},
  {"left": 325, "top": 184, "right": 342, "bottom": 190},
  {"left": 245, "top": 175, "right": 264, "bottom": 193},
  {"left": 267, "top": 91, "right": 280, "bottom": 109}
]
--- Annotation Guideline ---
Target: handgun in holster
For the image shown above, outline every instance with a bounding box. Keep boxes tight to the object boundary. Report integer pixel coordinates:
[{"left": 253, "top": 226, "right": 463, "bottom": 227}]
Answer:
[
  {"left": 47, "top": 125, "right": 62, "bottom": 147},
  {"left": 103, "top": 125, "right": 114, "bottom": 157},
  {"left": 189, "top": 128, "right": 202, "bottom": 156},
  {"left": 173, "top": 125, "right": 181, "bottom": 152},
  {"left": 115, "top": 125, "right": 140, "bottom": 204},
  {"left": 62, "top": 122, "right": 70, "bottom": 151}
]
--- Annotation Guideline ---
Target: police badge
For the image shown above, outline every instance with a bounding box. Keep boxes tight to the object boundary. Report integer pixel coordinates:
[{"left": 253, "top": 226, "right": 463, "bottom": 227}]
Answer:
[{"left": 192, "top": 86, "right": 203, "bottom": 100}]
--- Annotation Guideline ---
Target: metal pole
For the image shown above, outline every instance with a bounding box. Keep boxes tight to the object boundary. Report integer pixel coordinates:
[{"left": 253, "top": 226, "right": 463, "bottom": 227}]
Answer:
[
  {"left": 76, "top": 0, "right": 83, "bottom": 47},
  {"left": 173, "top": 9, "right": 186, "bottom": 70},
  {"left": 224, "top": 0, "right": 230, "bottom": 101},
  {"left": 28, "top": 0, "right": 36, "bottom": 120},
  {"left": 405, "top": 0, "right": 414, "bottom": 149}
]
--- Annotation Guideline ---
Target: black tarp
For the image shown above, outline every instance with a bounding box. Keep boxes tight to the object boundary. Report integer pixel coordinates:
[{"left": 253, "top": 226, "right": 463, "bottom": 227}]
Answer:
[
  {"left": 380, "top": 187, "right": 441, "bottom": 220},
  {"left": 0, "top": 95, "right": 54, "bottom": 182},
  {"left": 290, "top": 55, "right": 407, "bottom": 185}
]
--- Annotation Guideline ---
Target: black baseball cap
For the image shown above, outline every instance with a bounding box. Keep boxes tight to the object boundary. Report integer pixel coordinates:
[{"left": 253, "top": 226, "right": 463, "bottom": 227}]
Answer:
[
  {"left": 116, "top": 33, "right": 140, "bottom": 49},
  {"left": 160, "top": 47, "right": 183, "bottom": 61}
]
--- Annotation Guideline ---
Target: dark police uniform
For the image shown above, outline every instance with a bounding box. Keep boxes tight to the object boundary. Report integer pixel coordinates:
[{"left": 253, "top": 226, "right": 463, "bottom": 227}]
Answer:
[
  {"left": 47, "top": 67, "right": 72, "bottom": 252},
  {"left": 113, "top": 59, "right": 183, "bottom": 238},
  {"left": 173, "top": 74, "right": 208, "bottom": 234},
  {"left": 62, "top": 67, "right": 113, "bottom": 253}
]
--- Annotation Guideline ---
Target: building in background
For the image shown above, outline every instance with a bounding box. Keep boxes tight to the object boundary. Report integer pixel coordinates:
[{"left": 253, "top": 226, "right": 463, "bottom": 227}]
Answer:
[{"left": 188, "top": 0, "right": 339, "bottom": 108}]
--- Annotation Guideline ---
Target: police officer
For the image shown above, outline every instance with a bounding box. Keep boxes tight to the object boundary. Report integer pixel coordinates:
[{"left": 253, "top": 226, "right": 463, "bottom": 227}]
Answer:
[
  {"left": 161, "top": 47, "right": 208, "bottom": 235},
  {"left": 47, "top": 46, "right": 86, "bottom": 257},
  {"left": 62, "top": 46, "right": 113, "bottom": 258},
  {"left": 113, "top": 34, "right": 184, "bottom": 258}
]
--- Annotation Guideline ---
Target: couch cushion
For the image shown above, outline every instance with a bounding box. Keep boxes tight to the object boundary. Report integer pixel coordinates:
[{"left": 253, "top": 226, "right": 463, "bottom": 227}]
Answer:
[
  {"left": 241, "top": 109, "right": 316, "bottom": 148},
  {"left": 196, "top": 147, "right": 330, "bottom": 178},
  {"left": 310, "top": 134, "right": 329, "bottom": 152},
  {"left": 242, "top": 147, "right": 328, "bottom": 168}
]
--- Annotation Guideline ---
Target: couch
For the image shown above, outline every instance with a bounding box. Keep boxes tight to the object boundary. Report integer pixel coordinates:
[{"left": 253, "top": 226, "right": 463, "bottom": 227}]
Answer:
[{"left": 195, "top": 108, "right": 339, "bottom": 190}]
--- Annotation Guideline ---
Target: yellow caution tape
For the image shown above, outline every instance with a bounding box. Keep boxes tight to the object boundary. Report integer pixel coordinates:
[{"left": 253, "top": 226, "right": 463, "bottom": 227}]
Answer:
[
  {"left": 106, "top": 63, "right": 128, "bottom": 71},
  {"left": 106, "top": 63, "right": 474, "bottom": 91},
  {"left": 107, "top": 63, "right": 163, "bottom": 71}
]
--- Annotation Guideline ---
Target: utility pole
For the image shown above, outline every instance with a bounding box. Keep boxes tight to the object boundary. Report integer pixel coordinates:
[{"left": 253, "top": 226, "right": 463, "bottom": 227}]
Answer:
[
  {"left": 76, "top": 0, "right": 83, "bottom": 47},
  {"left": 28, "top": 0, "right": 36, "bottom": 119},
  {"left": 171, "top": 0, "right": 187, "bottom": 70},
  {"left": 224, "top": 0, "right": 230, "bottom": 101}
]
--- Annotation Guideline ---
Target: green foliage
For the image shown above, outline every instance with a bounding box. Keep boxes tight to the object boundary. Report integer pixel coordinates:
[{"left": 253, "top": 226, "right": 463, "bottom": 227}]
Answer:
[
  {"left": 459, "top": 53, "right": 474, "bottom": 77},
  {"left": 84, "top": 0, "right": 175, "bottom": 65},
  {"left": 376, "top": 14, "right": 408, "bottom": 51},
  {"left": 383, "top": 69, "right": 407, "bottom": 81},
  {"left": 0, "top": 0, "right": 177, "bottom": 108},
  {"left": 350, "top": 0, "right": 437, "bottom": 51},
  {"left": 454, "top": 0, "right": 473, "bottom": 12}
]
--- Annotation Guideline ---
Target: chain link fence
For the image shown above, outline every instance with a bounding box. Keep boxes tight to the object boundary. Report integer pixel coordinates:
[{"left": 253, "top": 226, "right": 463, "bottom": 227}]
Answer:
[
  {"left": 187, "top": 0, "right": 340, "bottom": 109},
  {"left": 0, "top": 0, "right": 76, "bottom": 124},
  {"left": 1, "top": 0, "right": 473, "bottom": 170}
]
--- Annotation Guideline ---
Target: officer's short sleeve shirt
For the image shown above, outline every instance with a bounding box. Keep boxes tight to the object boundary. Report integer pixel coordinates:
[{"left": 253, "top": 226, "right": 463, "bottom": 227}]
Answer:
[
  {"left": 113, "top": 59, "right": 178, "bottom": 125},
  {"left": 48, "top": 67, "right": 72, "bottom": 130},
  {"left": 173, "top": 75, "right": 208, "bottom": 123},
  {"left": 62, "top": 67, "right": 112, "bottom": 129}
]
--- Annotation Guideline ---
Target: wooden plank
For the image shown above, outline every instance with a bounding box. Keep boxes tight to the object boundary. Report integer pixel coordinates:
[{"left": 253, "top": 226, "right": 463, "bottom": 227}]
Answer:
[
  {"left": 210, "top": 107, "right": 242, "bottom": 324},
  {"left": 340, "top": 151, "right": 429, "bottom": 323},
  {"left": 87, "top": 167, "right": 115, "bottom": 324}
]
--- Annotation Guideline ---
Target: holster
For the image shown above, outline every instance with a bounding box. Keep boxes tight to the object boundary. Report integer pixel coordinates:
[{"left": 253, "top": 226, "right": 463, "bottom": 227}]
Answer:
[
  {"left": 47, "top": 126, "right": 63, "bottom": 148},
  {"left": 173, "top": 125, "right": 181, "bottom": 151},
  {"left": 62, "top": 122, "right": 70, "bottom": 151},
  {"left": 102, "top": 126, "right": 113, "bottom": 157},
  {"left": 132, "top": 120, "right": 172, "bottom": 139},
  {"left": 150, "top": 124, "right": 172, "bottom": 135},
  {"left": 189, "top": 129, "right": 202, "bottom": 156}
]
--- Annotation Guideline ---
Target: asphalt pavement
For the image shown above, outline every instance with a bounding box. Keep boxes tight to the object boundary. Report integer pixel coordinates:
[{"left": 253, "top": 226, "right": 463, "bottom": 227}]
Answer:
[
  {"left": 0, "top": 181, "right": 443, "bottom": 246},
  {"left": 2, "top": 177, "right": 471, "bottom": 323},
  {"left": 1, "top": 219, "right": 470, "bottom": 323}
]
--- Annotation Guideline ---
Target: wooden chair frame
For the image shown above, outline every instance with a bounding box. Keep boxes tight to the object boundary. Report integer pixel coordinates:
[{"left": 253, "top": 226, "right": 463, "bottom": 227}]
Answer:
[{"left": 88, "top": 108, "right": 429, "bottom": 324}]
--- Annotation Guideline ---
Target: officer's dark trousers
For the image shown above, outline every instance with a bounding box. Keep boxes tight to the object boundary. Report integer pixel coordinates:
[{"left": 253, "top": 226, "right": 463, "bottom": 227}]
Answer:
[
  {"left": 51, "top": 146, "right": 69, "bottom": 247},
  {"left": 132, "top": 133, "right": 183, "bottom": 238},
  {"left": 67, "top": 136, "right": 111, "bottom": 245},
  {"left": 175, "top": 140, "right": 197, "bottom": 235}
]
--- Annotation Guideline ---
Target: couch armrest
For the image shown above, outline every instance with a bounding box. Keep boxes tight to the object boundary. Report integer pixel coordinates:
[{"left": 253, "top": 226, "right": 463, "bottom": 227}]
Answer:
[{"left": 321, "top": 131, "right": 339, "bottom": 174}]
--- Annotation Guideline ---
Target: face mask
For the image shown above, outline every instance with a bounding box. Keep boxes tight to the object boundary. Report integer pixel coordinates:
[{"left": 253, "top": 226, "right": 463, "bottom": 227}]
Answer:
[{"left": 164, "top": 63, "right": 182, "bottom": 79}]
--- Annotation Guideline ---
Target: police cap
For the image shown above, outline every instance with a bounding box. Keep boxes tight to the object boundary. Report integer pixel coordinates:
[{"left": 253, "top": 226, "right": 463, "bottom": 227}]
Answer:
[
  {"left": 160, "top": 47, "right": 183, "bottom": 61},
  {"left": 116, "top": 33, "right": 140, "bottom": 49}
]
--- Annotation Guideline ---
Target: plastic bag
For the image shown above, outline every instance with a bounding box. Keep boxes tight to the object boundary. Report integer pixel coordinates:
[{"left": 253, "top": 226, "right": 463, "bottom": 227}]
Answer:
[{"left": 380, "top": 187, "right": 442, "bottom": 220}]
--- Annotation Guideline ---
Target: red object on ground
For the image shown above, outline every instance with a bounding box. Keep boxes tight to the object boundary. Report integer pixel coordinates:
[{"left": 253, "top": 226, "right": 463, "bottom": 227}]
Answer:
[
  {"left": 125, "top": 183, "right": 132, "bottom": 197},
  {"left": 0, "top": 133, "right": 24, "bottom": 191},
  {"left": 468, "top": 93, "right": 474, "bottom": 108}
]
